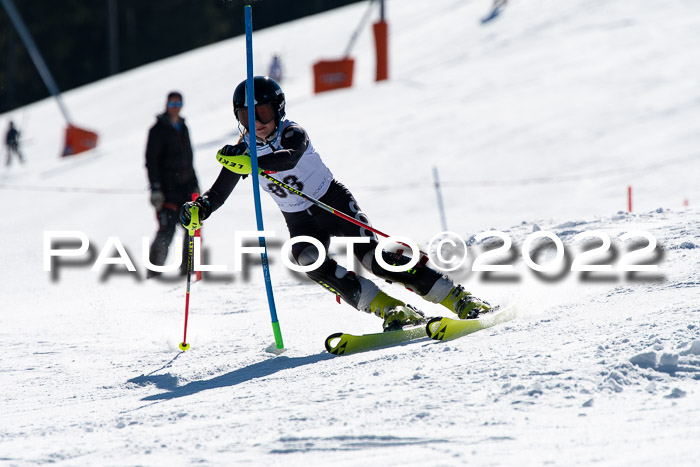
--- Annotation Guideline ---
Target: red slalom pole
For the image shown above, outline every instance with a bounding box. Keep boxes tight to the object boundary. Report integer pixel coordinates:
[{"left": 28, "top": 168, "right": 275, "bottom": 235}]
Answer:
[
  {"left": 179, "top": 230, "right": 195, "bottom": 352},
  {"left": 628, "top": 186, "right": 633, "bottom": 213}
]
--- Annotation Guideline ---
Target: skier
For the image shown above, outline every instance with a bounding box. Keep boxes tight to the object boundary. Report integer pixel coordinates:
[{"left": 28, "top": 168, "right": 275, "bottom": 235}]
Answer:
[
  {"left": 145, "top": 91, "right": 200, "bottom": 278},
  {"left": 5, "top": 121, "right": 24, "bottom": 166},
  {"left": 179, "top": 77, "right": 491, "bottom": 330}
]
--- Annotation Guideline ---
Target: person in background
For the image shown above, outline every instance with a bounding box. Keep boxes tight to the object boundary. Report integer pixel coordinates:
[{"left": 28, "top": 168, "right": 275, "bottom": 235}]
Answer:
[
  {"left": 5, "top": 121, "right": 24, "bottom": 166},
  {"left": 481, "top": 0, "right": 508, "bottom": 23},
  {"left": 145, "top": 91, "right": 199, "bottom": 278},
  {"left": 268, "top": 54, "right": 283, "bottom": 83}
]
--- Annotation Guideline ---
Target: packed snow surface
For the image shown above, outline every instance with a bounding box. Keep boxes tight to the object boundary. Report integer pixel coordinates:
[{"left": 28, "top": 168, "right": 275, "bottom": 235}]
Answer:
[{"left": 1, "top": 0, "right": 699, "bottom": 465}]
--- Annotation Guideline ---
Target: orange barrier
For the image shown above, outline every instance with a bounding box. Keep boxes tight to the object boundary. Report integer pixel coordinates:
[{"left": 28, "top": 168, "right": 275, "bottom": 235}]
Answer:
[
  {"left": 63, "top": 124, "right": 98, "bottom": 156},
  {"left": 312, "top": 58, "right": 355, "bottom": 94},
  {"left": 373, "top": 20, "right": 388, "bottom": 81}
]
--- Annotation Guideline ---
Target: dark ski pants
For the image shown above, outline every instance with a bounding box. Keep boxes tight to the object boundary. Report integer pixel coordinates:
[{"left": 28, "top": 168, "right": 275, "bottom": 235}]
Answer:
[
  {"left": 5, "top": 146, "right": 24, "bottom": 166},
  {"left": 148, "top": 204, "right": 189, "bottom": 277}
]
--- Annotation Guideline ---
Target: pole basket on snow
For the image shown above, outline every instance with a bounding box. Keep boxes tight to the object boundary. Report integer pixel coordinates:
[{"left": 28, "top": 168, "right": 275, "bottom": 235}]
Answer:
[{"left": 62, "top": 124, "right": 98, "bottom": 157}]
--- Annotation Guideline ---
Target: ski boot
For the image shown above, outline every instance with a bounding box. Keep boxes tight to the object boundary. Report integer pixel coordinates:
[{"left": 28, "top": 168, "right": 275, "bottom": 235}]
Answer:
[
  {"left": 369, "top": 290, "right": 425, "bottom": 332},
  {"left": 440, "top": 285, "right": 491, "bottom": 319}
]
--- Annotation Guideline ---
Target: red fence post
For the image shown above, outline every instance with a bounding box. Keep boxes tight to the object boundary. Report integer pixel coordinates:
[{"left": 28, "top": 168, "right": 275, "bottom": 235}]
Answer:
[{"left": 628, "top": 186, "right": 633, "bottom": 213}]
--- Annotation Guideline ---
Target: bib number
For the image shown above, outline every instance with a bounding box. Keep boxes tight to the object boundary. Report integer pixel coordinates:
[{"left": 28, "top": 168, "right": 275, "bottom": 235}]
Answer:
[{"left": 267, "top": 175, "right": 304, "bottom": 198}]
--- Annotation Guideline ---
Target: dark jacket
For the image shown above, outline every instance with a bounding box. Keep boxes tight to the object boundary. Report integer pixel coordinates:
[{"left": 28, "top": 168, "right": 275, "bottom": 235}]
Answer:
[
  {"left": 145, "top": 113, "right": 199, "bottom": 203},
  {"left": 6, "top": 127, "right": 19, "bottom": 148}
]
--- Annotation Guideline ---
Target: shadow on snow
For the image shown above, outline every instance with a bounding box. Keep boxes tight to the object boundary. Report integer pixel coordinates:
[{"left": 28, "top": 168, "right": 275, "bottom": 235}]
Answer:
[{"left": 135, "top": 352, "right": 334, "bottom": 401}]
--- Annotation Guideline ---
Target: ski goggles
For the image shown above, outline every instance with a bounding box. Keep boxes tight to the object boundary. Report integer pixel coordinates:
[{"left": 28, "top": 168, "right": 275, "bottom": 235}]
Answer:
[{"left": 236, "top": 103, "right": 276, "bottom": 128}]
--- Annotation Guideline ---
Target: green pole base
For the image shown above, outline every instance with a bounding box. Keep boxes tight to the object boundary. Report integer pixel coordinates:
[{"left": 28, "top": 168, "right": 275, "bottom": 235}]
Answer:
[{"left": 272, "top": 320, "right": 284, "bottom": 349}]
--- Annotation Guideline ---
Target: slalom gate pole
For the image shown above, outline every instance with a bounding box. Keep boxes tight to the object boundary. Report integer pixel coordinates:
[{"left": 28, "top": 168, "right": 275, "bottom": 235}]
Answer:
[
  {"left": 244, "top": 5, "right": 284, "bottom": 351},
  {"left": 179, "top": 230, "right": 194, "bottom": 351}
]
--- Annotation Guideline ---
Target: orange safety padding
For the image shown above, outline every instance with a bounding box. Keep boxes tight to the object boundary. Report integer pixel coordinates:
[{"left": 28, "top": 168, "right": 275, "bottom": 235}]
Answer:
[
  {"left": 312, "top": 58, "right": 355, "bottom": 94},
  {"left": 63, "top": 124, "right": 98, "bottom": 156},
  {"left": 373, "top": 21, "right": 388, "bottom": 81}
]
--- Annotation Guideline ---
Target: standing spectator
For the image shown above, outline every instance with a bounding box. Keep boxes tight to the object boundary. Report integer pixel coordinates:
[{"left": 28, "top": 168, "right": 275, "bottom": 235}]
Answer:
[
  {"left": 5, "top": 121, "right": 24, "bottom": 166},
  {"left": 145, "top": 91, "right": 199, "bottom": 278},
  {"left": 268, "top": 54, "right": 283, "bottom": 83}
]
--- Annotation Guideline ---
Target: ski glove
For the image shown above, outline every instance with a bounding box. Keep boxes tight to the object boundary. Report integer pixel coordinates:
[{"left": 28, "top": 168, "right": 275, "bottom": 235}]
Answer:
[
  {"left": 217, "top": 143, "right": 253, "bottom": 175},
  {"left": 150, "top": 189, "right": 165, "bottom": 211},
  {"left": 179, "top": 197, "right": 212, "bottom": 234},
  {"left": 220, "top": 142, "right": 248, "bottom": 156}
]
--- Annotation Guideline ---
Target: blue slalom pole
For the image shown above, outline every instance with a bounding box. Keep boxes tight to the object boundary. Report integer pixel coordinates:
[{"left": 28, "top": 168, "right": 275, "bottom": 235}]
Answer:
[{"left": 244, "top": 5, "right": 284, "bottom": 350}]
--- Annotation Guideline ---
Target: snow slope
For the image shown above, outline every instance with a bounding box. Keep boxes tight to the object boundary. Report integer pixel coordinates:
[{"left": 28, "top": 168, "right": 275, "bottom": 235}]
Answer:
[{"left": 1, "top": 0, "right": 699, "bottom": 465}]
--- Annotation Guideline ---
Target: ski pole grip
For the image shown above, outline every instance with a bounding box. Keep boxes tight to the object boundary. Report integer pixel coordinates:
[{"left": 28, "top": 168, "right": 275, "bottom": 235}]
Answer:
[{"left": 188, "top": 205, "right": 200, "bottom": 237}]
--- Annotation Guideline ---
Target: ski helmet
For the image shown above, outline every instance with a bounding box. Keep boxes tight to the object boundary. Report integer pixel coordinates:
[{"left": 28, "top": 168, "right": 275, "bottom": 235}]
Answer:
[{"left": 232, "top": 76, "right": 286, "bottom": 127}]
